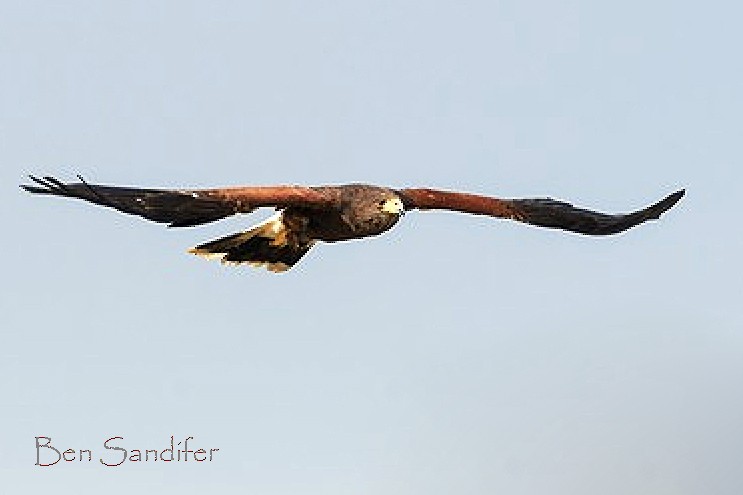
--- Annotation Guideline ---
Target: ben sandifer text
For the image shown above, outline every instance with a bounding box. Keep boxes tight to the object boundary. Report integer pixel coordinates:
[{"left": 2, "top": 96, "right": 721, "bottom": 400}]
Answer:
[{"left": 35, "top": 436, "right": 219, "bottom": 467}]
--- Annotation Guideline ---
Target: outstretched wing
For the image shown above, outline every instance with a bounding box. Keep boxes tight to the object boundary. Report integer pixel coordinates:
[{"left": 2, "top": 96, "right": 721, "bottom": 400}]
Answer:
[
  {"left": 21, "top": 175, "right": 336, "bottom": 227},
  {"left": 396, "top": 187, "right": 684, "bottom": 235}
]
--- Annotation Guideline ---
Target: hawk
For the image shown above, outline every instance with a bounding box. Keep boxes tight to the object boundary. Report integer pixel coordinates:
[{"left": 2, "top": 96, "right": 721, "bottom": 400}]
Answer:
[{"left": 22, "top": 175, "right": 684, "bottom": 273}]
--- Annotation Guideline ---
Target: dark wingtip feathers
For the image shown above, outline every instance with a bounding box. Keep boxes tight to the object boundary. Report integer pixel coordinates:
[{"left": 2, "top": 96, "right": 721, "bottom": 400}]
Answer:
[
  {"left": 606, "top": 188, "right": 685, "bottom": 234},
  {"left": 602, "top": 188, "right": 685, "bottom": 234},
  {"left": 507, "top": 188, "right": 685, "bottom": 236},
  {"left": 652, "top": 189, "right": 685, "bottom": 218},
  {"left": 21, "top": 175, "right": 70, "bottom": 195},
  {"left": 21, "top": 174, "right": 243, "bottom": 228},
  {"left": 631, "top": 188, "right": 685, "bottom": 224}
]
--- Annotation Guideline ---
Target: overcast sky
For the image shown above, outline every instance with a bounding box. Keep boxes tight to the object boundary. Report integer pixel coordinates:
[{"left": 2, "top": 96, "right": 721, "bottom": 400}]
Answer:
[{"left": 1, "top": 1, "right": 741, "bottom": 494}]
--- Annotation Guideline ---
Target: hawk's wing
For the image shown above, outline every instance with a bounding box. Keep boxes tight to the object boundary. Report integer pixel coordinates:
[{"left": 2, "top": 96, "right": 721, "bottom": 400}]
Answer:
[
  {"left": 21, "top": 175, "right": 336, "bottom": 227},
  {"left": 397, "top": 187, "right": 684, "bottom": 235}
]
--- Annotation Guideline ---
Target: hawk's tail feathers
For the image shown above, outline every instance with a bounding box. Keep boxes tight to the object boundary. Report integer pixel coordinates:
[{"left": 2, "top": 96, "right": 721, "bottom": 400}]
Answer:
[{"left": 188, "top": 213, "right": 313, "bottom": 273}]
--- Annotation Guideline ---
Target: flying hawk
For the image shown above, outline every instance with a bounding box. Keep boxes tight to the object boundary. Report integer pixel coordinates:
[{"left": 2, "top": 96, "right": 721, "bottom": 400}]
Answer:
[{"left": 22, "top": 175, "right": 684, "bottom": 273}]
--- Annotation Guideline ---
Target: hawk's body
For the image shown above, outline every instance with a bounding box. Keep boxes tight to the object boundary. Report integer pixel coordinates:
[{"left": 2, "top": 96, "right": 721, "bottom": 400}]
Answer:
[
  {"left": 22, "top": 176, "right": 684, "bottom": 272},
  {"left": 189, "top": 185, "right": 404, "bottom": 271}
]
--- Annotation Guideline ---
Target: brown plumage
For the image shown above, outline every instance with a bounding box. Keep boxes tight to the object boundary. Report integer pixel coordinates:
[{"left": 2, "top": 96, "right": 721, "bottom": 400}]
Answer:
[{"left": 21, "top": 175, "right": 684, "bottom": 272}]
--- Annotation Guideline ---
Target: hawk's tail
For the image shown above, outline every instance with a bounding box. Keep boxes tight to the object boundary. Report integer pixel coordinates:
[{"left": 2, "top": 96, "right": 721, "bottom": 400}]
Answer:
[{"left": 188, "top": 213, "right": 314, "bottom": 273}]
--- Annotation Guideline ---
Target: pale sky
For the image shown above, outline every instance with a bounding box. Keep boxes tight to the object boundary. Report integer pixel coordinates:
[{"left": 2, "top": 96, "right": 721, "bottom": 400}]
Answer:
[{"left": 1, "top": 1, "right": 741, "bottom": 494}]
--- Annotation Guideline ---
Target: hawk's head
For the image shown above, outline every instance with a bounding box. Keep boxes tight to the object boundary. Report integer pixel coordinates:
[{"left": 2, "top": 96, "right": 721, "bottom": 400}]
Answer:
[{"left": 333, "top": 185, "right": 406, "bottom": 238}]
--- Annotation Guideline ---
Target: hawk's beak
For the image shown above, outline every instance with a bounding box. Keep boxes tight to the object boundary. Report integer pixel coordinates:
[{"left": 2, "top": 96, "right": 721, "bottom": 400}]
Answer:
[{"left": 381, "top": 198, "right": 405, "bottom": 215}]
